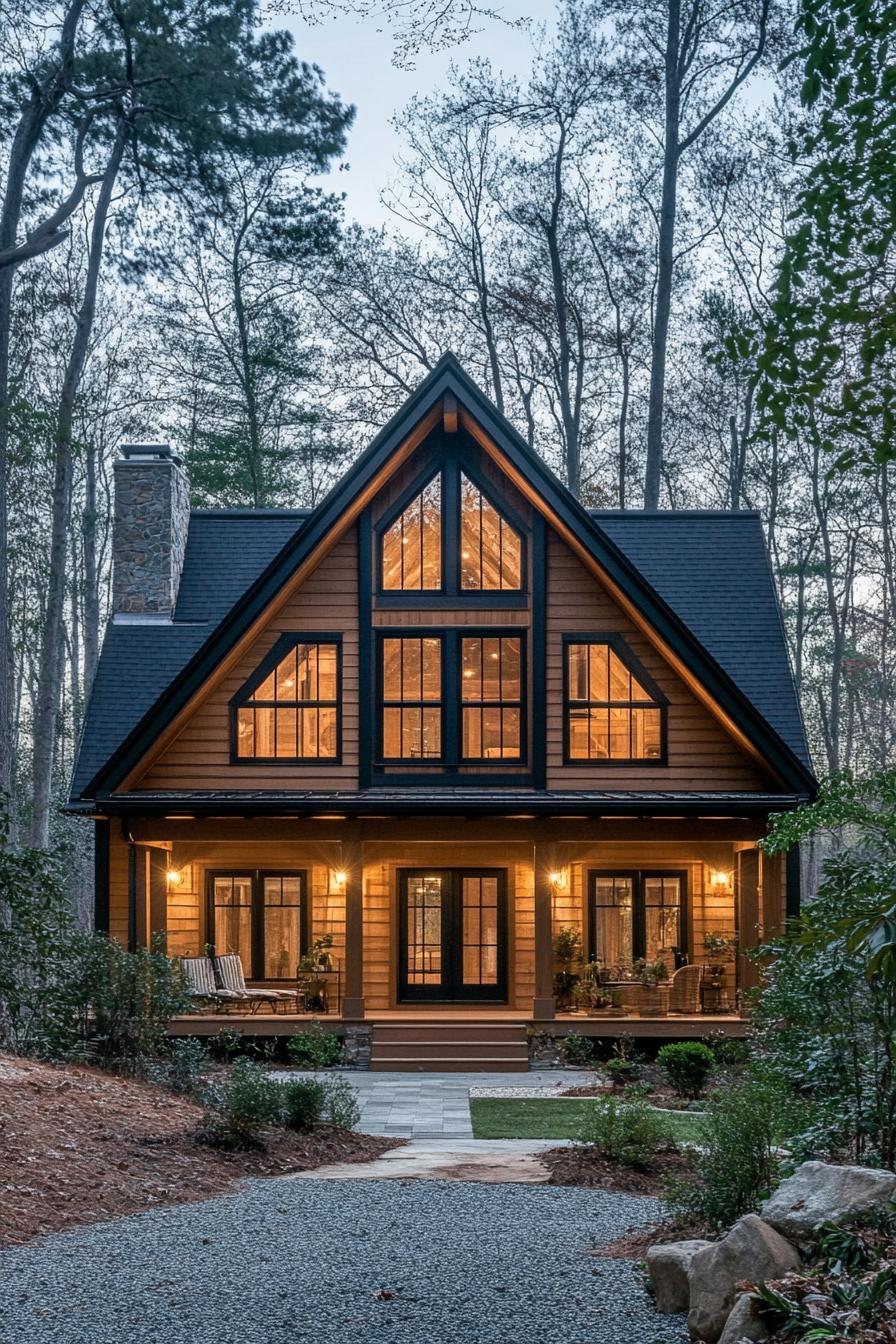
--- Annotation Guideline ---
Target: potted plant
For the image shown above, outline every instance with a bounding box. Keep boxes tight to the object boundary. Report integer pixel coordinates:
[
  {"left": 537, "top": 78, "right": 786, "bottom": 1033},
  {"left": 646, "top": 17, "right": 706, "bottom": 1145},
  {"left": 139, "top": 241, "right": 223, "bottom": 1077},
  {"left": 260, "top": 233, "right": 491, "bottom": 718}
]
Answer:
[
  {"left": 703, "top": 933, "right": 737, "bottom": 986},
  {"left": 297, "top": 936, "right": 335, "bottom": 1012},
  {"left": 632, "top": 957, "right": 671, "bottom": 1016},
  {"left": 570, "top": 982, "right": 591, "bottom": 1014},
  {"left": 552, "top": 926, "right": 582, "bottom": 1010}
]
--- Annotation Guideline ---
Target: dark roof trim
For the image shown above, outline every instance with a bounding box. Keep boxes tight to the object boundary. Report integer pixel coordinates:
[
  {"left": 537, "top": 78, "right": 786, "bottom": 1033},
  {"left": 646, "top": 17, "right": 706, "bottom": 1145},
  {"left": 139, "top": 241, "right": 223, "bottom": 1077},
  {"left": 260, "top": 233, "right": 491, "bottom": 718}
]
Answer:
[
  {"left": 69, "top": 789, "right": 805, "bottom": 819},
  {"left": 84, "top": 354, "right": 816, "bottom": 799}
]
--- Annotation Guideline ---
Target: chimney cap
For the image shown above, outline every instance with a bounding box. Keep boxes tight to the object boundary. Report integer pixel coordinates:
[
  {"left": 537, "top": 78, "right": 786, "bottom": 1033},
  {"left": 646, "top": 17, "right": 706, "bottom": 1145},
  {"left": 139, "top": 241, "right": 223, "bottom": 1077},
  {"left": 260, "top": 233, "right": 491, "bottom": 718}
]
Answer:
[{"left": 119, "top": 442, "right": 182, "bottom": 464}]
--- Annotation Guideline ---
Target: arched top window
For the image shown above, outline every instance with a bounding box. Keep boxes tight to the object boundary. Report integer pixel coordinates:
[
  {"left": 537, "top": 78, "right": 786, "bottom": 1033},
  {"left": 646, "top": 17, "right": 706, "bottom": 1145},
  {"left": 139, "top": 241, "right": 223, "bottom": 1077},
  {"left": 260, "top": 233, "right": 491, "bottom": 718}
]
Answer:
[
  {"left": 381, "top": 475, "right": 441, "bottom": 590},
  {"left": 564, "top": 637, "right": 666, "bottom": 763},
  {"left": 460, "top": 474, "right": 522, "bottom": 591},
  {"left": 232, "top": 635, "right": 341, "bottom": 762}
]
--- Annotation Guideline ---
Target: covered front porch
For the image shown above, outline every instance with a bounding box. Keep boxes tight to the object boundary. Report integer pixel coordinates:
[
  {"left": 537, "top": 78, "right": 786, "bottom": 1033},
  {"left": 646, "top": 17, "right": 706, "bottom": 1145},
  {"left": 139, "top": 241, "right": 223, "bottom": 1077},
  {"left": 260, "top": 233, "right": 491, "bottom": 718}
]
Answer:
[{"left": 103, "top": 813, "right": 789, "bottom": 1041}]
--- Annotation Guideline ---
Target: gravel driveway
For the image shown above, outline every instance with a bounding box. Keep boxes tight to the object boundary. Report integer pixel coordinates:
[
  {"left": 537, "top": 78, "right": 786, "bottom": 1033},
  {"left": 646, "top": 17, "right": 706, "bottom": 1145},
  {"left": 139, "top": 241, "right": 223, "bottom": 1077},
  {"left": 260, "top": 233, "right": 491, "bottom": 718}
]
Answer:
[{"left": 0, "top": 1174, "right": 686, "bottom": 1344}]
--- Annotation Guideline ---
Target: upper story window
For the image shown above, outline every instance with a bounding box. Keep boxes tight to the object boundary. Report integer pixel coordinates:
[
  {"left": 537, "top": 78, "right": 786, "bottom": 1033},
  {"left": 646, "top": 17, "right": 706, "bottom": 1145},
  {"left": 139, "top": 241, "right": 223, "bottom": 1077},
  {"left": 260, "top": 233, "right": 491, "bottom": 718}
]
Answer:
[
  {"left": 564, "top": 638, "right": 665, "bottom": 763},
  {"left": 460, "top": 475, "right": 522, "bottom": 590},
  {"left": 381, "top": 476, "right": 441, "bottom": 590},
  {"left": 377, "top": 464, "right": 525, "bottom": 599},
  {"left": 233, "top": 636, "right": 340, "bottom": 761},
  {"left": 378, "top": 631, "right": 525, "bottom": 765}
]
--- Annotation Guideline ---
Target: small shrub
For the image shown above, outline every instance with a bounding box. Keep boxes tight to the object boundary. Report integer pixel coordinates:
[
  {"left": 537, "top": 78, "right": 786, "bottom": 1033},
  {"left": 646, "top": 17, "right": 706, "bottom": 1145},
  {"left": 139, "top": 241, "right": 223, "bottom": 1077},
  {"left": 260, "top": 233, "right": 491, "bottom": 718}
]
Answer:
[
  {"left": 200, "top": 1058, "right": 282, "bottom": 1148},
  {"left": 280, "top": 1078, "right": 326, "bottom": 1131},
  {"left": 666, "top": 1071, "right": 808, "bottom": 1228},
  {"left": 605, "top": 1056, "right": 640, "bottom": 1087},
  {"left": 319, "top": 1076, "right": 361, "bottom": 1130},
  {"left": 286, "top": 1022, "right": 343, "bottom": 1069},
  {"left": 658, "top": 1041, "right": 715, "bottom": 1098},
  {"left": 164, "top": 1037, "right": 209, "bottom": 1096},
  {"left": 209, "top": 1027, "right": 243, "bottom": 1061},
  {"left": 579, "top": 1096, "right": 672, "bottom": 1169},
  {"left": 561, "top": 1031, "right": 593, "bottom": 1065},
  {"left": 702, "top": 1029, "right": 747, "bottom": 1071}
]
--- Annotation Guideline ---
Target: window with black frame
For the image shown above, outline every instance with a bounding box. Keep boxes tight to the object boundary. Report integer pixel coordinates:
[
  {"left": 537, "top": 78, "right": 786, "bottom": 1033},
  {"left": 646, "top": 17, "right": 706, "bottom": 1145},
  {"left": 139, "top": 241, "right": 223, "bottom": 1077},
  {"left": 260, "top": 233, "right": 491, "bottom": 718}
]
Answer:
[
  {"left": 209, "top": 870, "right": 307, "bottom": 980},
  {"left": 565, "top": 639, "right": 665, "bottom": 762},
  {"left": 234, "top": 637, "right": 340, "bottom": 761},
  {"left": 589, "top": 870, "right": 685, "bottom": 965}
]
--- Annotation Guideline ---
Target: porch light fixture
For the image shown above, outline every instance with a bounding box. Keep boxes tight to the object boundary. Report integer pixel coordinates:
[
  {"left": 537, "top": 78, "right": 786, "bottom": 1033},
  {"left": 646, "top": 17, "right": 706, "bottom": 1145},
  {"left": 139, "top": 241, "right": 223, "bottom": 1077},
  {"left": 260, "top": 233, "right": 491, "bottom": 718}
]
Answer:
[
  {"left": 330, "top": 869, "right": 347, "bottom": 893},
  {"left": 549, "top": 869, "right": 569, "bottom": 891},
  {"left": 166, "top": 869, "right": 181, "bottom": 886},
  {"left": 710, "top": 868, "right": 733, "bottom": 890}
]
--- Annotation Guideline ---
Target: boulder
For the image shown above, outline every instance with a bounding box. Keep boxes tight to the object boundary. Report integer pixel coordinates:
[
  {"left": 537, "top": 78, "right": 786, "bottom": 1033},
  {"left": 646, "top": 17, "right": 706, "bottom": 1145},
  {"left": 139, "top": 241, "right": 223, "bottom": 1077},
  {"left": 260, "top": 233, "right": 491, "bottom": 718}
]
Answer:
[
  {"left": 760, "top": 1161, "right": 896, "bottom": 1242},
  {"left": 647, "top": 1239, "right": 713, "bottom": 1313},
  {"left": 687, "top": 1215, "right": 800, "bottom": 1343},
  {"left": 717, "top": 1293, "right": 770, "bottom": 1344}
]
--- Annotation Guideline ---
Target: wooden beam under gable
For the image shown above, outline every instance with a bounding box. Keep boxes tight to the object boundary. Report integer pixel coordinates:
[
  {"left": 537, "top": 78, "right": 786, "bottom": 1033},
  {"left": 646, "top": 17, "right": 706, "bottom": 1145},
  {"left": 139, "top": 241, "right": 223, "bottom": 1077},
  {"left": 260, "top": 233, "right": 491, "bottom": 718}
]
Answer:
[
  {"left": 458, "top": 406, "right": 783, "bottom": 788},
  {"left": 117, "top": 404, "right": 441, "bottom": 792}
]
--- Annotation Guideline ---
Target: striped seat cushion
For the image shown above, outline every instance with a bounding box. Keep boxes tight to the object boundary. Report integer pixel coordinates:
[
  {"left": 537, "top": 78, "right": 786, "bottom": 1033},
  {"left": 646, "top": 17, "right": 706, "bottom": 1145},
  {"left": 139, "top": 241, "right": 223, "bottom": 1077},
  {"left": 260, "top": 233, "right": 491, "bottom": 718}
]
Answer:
[
  {"left": 214, "top": 954, "right": 285, "bottom": 999},
  {"left": 183, "top": 957, "right": 217, "bottom": 996}
]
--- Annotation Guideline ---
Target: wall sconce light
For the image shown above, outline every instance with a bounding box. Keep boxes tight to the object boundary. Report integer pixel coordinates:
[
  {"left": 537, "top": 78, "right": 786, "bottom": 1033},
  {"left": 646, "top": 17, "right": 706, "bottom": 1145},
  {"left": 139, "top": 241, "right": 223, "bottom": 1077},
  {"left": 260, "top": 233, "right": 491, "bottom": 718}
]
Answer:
[
  {"left": 549, "top": 869, "right": 569, "bottom": 892},
  {"left": 330, "top": 869, "right": 347, "bottom": 893},
  {"left": 166, "top": 869, "right": 181, "bottom": 886},
  {"left": 710, "top": 869, "right": 733, "bottom": 890}
]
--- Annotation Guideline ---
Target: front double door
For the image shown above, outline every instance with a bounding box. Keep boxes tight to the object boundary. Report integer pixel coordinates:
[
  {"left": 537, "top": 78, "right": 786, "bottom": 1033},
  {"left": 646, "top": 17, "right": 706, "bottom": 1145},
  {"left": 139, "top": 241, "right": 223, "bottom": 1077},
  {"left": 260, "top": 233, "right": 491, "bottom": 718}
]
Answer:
[{"left": 398, "top": 868, "right": 508, "bottom": 1002}]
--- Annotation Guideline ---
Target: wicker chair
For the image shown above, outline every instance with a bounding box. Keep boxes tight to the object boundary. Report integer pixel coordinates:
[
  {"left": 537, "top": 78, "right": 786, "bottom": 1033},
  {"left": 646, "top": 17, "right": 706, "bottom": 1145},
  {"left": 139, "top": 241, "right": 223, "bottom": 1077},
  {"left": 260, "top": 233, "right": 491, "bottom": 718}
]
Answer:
[{"left": 669, "top": 963, "right": 703, "bottom": 1014}]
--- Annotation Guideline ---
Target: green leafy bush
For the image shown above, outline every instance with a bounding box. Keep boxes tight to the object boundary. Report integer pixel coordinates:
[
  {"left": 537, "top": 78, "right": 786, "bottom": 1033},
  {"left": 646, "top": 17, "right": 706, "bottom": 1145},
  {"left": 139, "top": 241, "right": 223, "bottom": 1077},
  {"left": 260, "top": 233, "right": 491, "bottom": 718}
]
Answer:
[
  {"left": 319, "top": 1075, "right": 361, "bottom": 1130},
  {"left": 68, "top": 934, "right": 191, "bottom": 1068},
  {"left": 579, "top": 1095, "right": 672, "bottom": 1169},
  {"left": 280, "top": 1078, "right": 326, "bottom": 1130},
  {"left": 658, "top": 1041, "right": 715, "bottom": 1098},
  {"left": 162, "top": 1037, "right": 209, "bottom": 1096},
  {"left": 605, "top": 1056, "right": 640, "bottom": 1087},
  {"left": 201, "top": 1058, "right": 283, "bottom": 1148},
  {"left": 561, "top": 1031, "right": 593, "bottom": 1065},
  {"left": 666, "top": 1071, "right": 807, "bottom": 1228},
  {"left": 286, "top": 1022, "right": 343, "bottom": 1069}
]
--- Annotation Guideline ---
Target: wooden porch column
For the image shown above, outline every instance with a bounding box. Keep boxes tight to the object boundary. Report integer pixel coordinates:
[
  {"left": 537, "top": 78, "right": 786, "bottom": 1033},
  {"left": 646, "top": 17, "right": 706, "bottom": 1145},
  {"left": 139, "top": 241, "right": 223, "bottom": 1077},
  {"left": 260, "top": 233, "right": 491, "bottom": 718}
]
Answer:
[
  {"left": 532, "top": 843, "right": 556, "bottom": 1020},
  {"left": 341, "top": 836, "right": 365, "bottom": 1020}
]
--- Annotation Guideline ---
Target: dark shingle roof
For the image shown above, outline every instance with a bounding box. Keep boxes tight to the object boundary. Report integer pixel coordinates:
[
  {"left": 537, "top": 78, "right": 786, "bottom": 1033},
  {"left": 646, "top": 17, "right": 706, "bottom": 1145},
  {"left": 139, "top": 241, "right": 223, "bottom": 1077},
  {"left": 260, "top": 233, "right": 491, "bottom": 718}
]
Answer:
[
  {"left": 590, "top": 510, "right": 810, "bottom": 770},
  {"left": 70, "top": 504, "right": 810, "bottom": 800}
]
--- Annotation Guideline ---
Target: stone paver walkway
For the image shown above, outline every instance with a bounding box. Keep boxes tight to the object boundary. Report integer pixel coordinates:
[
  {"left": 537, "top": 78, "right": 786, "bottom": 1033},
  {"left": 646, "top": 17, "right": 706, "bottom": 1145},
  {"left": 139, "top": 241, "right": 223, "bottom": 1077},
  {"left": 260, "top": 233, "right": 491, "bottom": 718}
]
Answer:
[
  {"left": 272, "top": 1067, "right": 592, "bottom": 1138},
  {"left": 293, "top": 1137, "right": 564, "bottom": 1183}
]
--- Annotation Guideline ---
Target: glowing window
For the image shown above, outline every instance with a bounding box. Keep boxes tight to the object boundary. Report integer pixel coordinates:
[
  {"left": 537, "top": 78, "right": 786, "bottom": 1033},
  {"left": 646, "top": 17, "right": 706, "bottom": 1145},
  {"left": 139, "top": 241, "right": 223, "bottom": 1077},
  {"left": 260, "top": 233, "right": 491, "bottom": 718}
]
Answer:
[
  {"left": 566, "top": 641, "right": 663, "bottom": 761},
  {"left": 381, "top": 476, "right": 442, "bottom": 590},
  {"left": 235, "top": 641, "right": 339, "bottom": 760},
  {"left": 460, "top": 475, "right": 522, "bottom": 590}
]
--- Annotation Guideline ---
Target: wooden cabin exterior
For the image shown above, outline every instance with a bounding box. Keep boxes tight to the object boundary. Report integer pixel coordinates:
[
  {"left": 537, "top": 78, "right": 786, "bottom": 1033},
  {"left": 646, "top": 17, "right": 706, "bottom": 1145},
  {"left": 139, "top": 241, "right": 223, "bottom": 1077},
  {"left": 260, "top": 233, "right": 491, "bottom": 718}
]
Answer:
[{"left": 70, "top": 357, "right": 815, "bottom": 1065}]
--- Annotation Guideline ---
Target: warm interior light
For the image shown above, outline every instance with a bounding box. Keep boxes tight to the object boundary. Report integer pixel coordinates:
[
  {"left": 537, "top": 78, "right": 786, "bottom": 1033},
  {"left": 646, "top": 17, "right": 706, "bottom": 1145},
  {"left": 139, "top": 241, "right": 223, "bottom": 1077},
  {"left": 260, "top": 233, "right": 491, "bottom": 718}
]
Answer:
[{"left": 166, "top": 869, "right": 181, "bottom": 886}]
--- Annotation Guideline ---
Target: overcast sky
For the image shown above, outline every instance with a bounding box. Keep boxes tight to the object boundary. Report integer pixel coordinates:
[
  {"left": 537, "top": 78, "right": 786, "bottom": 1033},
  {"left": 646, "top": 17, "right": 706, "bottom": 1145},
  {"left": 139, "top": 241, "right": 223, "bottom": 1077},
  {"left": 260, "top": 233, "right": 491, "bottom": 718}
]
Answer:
[{"left": 278, "top": 3, "right": 557, "bottom": 227}]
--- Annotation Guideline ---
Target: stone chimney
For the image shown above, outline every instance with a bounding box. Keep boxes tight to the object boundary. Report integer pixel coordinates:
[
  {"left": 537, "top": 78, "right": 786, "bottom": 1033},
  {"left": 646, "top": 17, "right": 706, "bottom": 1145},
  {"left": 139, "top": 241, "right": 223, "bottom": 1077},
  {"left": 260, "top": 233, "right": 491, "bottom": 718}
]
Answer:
[{"left": 112, "top": 444, "right": 190, "bottom": 618}]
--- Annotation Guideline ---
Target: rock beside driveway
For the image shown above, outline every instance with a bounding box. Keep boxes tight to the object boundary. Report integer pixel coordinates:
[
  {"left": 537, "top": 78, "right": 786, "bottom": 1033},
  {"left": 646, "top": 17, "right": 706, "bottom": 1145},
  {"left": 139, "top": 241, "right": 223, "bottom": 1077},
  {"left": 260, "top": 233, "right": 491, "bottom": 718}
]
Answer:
[
  {"left": 647, "top": 1240, "right": 713, "bottom": 1313},
  {"left": 687, "top": 1215, "right": 800, "bottom": 1343},
  {"left": 717, "top": 1293, "right": 770, "bottom": 1344},
  {"left": 760, "top": 1161, "right": 896, "bottom": 1242}
]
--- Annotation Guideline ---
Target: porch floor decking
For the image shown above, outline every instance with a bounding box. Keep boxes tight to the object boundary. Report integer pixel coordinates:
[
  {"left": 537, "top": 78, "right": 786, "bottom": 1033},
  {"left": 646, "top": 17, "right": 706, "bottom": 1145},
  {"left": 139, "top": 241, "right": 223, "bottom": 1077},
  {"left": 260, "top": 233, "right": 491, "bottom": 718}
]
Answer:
[{"left": 169, "top": 1010, "right": 748, "bottom": 1038}]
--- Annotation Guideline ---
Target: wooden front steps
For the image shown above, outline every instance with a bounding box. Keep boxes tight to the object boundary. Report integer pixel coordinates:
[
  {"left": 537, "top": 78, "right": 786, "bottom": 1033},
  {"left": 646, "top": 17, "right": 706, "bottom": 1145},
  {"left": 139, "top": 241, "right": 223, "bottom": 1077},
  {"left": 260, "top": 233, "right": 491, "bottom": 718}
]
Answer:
[{"left": 370, "top": 1020, "right": 530, "bottom": 1072}]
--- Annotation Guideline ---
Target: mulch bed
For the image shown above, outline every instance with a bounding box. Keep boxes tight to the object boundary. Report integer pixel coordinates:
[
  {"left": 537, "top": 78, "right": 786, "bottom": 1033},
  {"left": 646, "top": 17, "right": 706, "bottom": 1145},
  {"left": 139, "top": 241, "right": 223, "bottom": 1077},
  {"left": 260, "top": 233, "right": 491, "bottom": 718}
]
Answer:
[
  {"left": 542, "top": 1141, "right": 694, "bottom": 1196},
  {"left": 0, "top": 1055, "right": 397, "bottom": 1248},
  {"left": 594, "top": 1215, "right": 713, "bottom": 1260}
]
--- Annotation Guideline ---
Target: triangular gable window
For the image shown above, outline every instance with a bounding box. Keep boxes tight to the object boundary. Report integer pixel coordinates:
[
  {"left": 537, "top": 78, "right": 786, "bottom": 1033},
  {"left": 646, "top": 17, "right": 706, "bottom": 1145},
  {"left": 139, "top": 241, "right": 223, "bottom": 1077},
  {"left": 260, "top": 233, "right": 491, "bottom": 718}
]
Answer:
[
  {"left": 460, "top": 474, "right": 522, "bottom": 590},
  {"left": 565, "top": 638, "right": 666, "bottom": 762},
  {"left": 381, "top": 475, "right": 442, "bottom": 590},
  {"left": 233, "top": 636, "right": 340, "bottom": 761}
]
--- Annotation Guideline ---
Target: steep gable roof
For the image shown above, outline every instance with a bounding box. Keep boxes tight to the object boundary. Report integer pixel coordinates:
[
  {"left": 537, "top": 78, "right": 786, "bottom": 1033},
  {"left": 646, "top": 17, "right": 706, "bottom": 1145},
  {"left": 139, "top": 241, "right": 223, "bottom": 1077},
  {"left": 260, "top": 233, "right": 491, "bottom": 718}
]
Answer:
[{"left": 71, "top": 355, "right": 815, "bottom": 802}]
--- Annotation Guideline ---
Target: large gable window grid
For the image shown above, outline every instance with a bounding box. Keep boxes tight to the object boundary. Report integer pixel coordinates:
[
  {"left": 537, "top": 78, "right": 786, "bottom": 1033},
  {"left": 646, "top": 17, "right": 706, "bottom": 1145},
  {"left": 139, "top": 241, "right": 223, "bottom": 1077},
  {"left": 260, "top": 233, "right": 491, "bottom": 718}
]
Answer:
[
  {"left": 231, "top": 634, "right": 341, "bottom": 763},
  {"left": 375, "top": 455, "right": 527, "bottom": 603},
  {"left": 377, "top": 629, "right": 527, "bottom": 768},
  {"left": 563, "top": 635, "right": 667, "bottom": 765},
  {"left": 381, "top": 636, "right": 443, "bottom": 761},
  {"left": 381, "top": 472, "right": 442, "bottom": 591},
  {"left": 461, "top": 635, "right": 523, "bottom": 761}
]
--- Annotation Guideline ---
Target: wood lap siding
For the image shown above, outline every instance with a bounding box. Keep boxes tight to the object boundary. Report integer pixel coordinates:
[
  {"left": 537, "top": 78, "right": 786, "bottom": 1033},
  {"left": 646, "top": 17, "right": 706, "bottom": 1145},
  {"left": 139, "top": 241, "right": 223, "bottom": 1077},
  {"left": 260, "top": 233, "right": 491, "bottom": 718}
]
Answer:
[
  {"left": 108, "top": 829, "right": 130, "bottom": 946},
  {"left": 136, "top": 531, "right": 360, "bottom": 791},
  {"left": 545, "top": 534, "right": 769, "bottom": 790}
]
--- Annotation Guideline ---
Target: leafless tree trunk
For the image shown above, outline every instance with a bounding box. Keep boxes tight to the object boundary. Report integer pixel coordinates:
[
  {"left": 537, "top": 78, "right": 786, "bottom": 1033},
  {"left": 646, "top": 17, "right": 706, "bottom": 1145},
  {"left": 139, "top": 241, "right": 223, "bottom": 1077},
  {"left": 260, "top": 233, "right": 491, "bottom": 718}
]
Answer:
[{"left": 29, "top": 125, "right": 127, "bottom": 847}]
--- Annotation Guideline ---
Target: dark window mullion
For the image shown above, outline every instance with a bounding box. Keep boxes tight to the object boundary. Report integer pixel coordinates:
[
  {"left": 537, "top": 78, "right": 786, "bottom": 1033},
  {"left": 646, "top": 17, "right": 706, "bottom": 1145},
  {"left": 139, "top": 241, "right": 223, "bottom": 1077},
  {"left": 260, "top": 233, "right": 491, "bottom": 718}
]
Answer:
[
  {"left": 443, "top": 463, "right": 459, "bottom": 596},
  {"left": 445, "top": 631, "right": 459, "bottom": 766}
]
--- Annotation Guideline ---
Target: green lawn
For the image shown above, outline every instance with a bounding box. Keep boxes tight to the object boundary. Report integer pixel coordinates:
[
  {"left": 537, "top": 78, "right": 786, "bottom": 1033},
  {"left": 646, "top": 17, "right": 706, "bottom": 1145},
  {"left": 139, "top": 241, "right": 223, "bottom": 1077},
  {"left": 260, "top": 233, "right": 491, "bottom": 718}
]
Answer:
[{"left": 468, "top": 1096, "right": 706, "bottom": 1142}]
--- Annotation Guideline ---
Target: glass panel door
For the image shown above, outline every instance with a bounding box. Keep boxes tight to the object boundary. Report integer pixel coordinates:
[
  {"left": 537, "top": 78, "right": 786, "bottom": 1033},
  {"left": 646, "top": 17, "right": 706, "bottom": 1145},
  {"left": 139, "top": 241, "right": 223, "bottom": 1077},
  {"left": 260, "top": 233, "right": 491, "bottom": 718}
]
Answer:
[
  {"left": 403, "top": 873, "right": 446, "bottom": 995},
  {"left": 262, "top": 874, "right": 305, "bottom": 980},
  {"left": 591, "top": 874, "right": 635, "bottom": 967},
  {"left": 643, "top": 875, "right": 683, "bottom": 961},
  {"left": 399, "top": 869, "right": 507, "bottom": 1002},
  {"left": 211, "top": 874, "right": 254, "bottom": 965}
]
